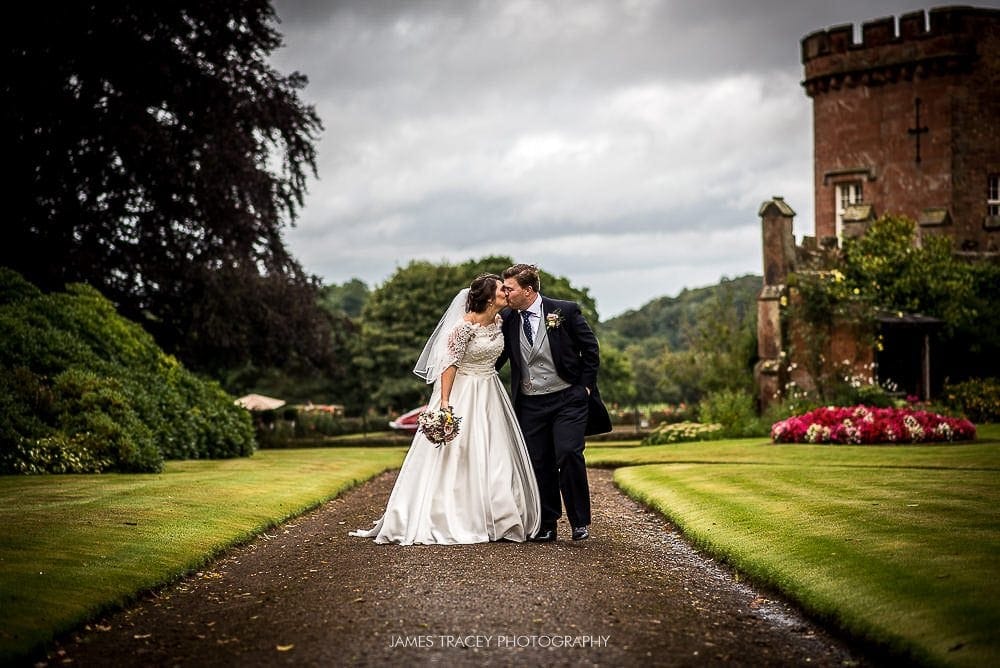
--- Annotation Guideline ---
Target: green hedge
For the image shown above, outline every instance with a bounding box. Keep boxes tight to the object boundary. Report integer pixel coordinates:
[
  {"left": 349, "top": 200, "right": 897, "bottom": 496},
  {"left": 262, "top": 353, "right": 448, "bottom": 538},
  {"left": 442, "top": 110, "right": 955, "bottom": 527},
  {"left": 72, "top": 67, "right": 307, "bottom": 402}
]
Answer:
[{"left": 0, "top": 268, "right": 254, "bottom": 473}]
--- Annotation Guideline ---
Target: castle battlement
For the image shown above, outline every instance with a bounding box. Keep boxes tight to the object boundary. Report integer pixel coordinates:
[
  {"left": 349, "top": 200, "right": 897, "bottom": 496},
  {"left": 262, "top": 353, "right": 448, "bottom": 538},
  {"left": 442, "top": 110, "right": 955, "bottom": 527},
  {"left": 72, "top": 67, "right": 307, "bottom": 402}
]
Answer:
[{"left": 802, "top": 6, "right": 1000, "bottom": 96}]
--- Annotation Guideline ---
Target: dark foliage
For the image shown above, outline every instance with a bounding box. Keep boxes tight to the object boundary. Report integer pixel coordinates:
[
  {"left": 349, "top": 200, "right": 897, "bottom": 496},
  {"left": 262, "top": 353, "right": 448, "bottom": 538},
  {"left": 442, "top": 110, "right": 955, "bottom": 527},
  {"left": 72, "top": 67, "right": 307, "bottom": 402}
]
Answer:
[
  {"left": 0, "top": 269, "right": 254, "bottom": 473},
  {"left": 1, "top": 1, "right": 334, "bottom": 376}
]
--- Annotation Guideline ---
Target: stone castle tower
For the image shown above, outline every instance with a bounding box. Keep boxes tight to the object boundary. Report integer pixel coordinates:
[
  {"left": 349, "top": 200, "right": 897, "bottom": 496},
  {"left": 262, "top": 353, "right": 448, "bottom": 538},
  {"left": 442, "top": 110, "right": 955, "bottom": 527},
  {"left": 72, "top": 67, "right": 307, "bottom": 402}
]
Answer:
[
  {"left": 802, "top": 5, "right": 1000, "bottom": 249},
  {"left": 756, "top": 6, "right": 1000, "bottom": 410}
]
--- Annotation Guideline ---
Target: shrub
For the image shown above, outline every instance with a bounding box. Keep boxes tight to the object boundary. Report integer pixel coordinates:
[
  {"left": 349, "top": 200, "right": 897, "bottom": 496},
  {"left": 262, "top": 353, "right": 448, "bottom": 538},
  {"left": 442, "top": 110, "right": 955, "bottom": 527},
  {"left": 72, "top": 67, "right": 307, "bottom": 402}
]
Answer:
[
  {"left": 0, "top": 434, "right": 111, "bottom": 474},
  {"left": 771, "top": 405, "right": 975, "bottom": 445},
  {"left": 697, "top": 389, "right": 769, "bottom": 438},
  {"left": 50, "top": 369, "right": 163, "bottom": 472},
  {"left": 254, "top": 411, "right": 394, "bottom": 447},
  {"left": 0, "top": 367, "right": 52, "bottom": 448},
  {"left": 943, "top": 378, "right": 1000, "bottom": 423},
  {"left": 613, "top": 404, "right": 696, "bottom": 428},
  {"left": 0, "top": 268, "right": 41, "bottom": 304},
  {"left": 0, "top": 268, "right": 254, "bottom": 473},
  {"left": 824, "top": 362, "right": 897, "bottom": 408},
  {"left": 642, "top": 421, "right": 723, "bottom": 445},
  {"left": 294, "top": 410, "right": 339, "bottom": 437}
]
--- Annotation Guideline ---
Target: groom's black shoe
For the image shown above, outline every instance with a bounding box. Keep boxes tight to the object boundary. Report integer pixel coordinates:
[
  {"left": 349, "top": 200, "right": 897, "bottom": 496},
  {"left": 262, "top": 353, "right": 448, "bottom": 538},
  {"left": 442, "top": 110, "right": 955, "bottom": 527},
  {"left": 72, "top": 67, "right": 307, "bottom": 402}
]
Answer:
[
  {"left": 571, "top": 526, "right": 589, "bottom": 541},
  {"left": 529, "top": 528, "right": 557, "bottom": 543}
]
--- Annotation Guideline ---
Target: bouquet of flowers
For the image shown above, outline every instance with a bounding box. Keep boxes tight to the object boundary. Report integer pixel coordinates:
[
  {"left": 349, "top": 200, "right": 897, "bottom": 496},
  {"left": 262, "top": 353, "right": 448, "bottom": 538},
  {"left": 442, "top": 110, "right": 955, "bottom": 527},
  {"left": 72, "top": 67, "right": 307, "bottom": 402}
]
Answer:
[{"left": 417, "top": 406, "right": 462, "bottom": 446}]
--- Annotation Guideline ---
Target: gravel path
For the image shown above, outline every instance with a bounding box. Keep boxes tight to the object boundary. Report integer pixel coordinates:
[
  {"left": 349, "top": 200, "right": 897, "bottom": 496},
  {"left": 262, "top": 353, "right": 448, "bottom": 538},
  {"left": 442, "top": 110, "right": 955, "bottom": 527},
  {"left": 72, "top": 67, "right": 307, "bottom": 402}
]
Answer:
[{"left": 46, "top": 469, "right": 866, "bottom": 666}]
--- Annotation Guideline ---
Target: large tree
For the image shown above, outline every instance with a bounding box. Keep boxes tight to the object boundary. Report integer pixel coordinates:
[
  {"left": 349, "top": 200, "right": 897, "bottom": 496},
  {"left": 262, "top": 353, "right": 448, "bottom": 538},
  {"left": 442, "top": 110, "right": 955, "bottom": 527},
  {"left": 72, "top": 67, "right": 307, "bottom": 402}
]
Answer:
[{"left": 2, "top": 1, "right": 328, "bottom": 374}]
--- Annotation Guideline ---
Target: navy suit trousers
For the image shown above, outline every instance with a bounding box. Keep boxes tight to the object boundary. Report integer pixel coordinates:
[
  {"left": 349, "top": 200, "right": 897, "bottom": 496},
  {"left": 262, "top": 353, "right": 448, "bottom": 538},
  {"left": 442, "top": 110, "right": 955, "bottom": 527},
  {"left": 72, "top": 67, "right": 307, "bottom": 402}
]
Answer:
[{"left": 515, "top": 385, "right": 591, "bottom": 529}]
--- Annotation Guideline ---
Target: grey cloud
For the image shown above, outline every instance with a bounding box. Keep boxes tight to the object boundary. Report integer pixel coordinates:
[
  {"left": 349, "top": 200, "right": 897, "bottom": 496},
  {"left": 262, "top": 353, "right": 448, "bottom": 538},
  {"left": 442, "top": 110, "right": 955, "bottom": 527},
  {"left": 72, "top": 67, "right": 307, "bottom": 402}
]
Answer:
[{"left": 270, "top": 0, "right": 960, "bottom": 316}]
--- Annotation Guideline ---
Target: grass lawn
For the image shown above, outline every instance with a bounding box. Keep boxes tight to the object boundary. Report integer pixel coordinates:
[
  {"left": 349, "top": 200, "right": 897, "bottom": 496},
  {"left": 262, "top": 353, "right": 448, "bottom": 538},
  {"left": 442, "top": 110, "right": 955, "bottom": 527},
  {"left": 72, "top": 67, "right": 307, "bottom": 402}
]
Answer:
[
  {"left": 0, "top": 447, "right": 406, "bottom": 663},
  {"left": 3, "top": 426, "right": 998, "bottom": 665},
  {"left": 602, "top": 426, "right": 1000, "bottom": 667}
]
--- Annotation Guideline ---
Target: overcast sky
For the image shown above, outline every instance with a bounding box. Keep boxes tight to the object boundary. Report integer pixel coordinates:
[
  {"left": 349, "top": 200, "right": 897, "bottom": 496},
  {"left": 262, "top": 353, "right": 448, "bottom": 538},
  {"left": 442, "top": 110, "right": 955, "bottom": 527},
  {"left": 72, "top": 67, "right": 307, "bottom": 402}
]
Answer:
[{"left": 267, "top": 0, "right": 994, "bottom": 318}]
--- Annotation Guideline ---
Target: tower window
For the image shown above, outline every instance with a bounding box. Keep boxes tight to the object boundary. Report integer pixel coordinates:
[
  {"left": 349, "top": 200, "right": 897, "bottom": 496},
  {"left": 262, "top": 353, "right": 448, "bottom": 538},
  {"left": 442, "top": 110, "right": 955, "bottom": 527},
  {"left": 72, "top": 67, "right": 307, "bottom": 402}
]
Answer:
[
  {"left": 836, "top": 181, "right": 864, "bottom": 238},
  {"left": 989, "top": 174, "right": 999, "bottom": 217}
]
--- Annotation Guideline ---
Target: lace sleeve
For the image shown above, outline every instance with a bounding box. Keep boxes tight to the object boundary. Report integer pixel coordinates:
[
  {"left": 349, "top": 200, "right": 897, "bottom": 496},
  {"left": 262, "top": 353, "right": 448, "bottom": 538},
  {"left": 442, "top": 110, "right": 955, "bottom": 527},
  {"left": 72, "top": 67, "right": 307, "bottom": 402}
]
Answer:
[{"left": 443, "top": 322, "right": 476, "bottom": 369}]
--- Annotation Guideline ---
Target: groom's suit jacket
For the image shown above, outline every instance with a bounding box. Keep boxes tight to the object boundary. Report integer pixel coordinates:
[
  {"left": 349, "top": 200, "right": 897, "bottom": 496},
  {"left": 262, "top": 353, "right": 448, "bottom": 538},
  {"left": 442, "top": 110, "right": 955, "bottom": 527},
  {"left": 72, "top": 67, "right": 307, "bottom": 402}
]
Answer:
[{"left": 497, "top": 296, "right": 613, "bottom": 436}]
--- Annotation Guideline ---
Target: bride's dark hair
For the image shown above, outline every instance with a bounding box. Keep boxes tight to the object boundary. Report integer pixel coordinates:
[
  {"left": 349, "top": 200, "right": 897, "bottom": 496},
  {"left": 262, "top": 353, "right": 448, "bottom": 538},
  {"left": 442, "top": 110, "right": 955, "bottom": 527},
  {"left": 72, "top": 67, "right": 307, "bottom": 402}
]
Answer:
[{"left": 466, "top": 273, "right": 500, "bottom": 313}]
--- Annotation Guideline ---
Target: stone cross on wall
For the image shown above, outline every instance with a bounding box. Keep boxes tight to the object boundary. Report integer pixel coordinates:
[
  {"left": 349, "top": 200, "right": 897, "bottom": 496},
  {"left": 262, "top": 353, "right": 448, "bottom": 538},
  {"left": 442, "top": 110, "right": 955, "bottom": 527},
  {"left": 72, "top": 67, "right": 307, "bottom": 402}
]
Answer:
[{"left": 907, "top": 97, "right": 929, "bottom": 164}]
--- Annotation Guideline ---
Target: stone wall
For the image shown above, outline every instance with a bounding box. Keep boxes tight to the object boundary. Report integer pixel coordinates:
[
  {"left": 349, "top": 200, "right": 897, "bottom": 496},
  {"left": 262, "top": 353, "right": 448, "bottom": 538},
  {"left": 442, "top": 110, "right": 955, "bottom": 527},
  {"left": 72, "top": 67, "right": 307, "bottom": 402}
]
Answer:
[{"left": 755, "top": 198, "right": 876, "bottom": 412}]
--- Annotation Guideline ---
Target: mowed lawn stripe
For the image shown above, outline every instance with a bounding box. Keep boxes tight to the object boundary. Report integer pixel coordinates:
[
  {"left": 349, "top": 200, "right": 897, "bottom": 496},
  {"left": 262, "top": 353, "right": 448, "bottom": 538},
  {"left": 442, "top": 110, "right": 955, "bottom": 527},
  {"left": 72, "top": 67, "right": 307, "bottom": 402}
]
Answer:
[
  {"left": 615, "top": 462, "right": 1000, "bottom": 667},
  {"left": 0, "top": 447, "right": 407, "bottom": 662}
]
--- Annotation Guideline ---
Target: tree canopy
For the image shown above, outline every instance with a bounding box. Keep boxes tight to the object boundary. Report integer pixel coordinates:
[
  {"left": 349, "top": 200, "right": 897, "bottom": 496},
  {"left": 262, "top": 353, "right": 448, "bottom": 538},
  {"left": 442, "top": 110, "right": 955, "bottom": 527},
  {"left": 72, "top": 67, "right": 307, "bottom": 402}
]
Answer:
[
  {"left": 600, "top": 275, "right": 761, "bottom": 405},
  {"left": 602, "top": 274, "right": 761, "bottom": 351},
  {"left": 841, "top": 217, "right": 978, "bottom": 333},
  {"left": 839, "top": 216, "right": 1000, "bottom": 380},
  {"left": 360, "top": 258, "right": 602, "bottom": 411},
  {"left": 320, "top": 279, "right": 371, "bottom": 319},
  {"left": 2, "top": 1, "right": 329, "bottom": 375}
]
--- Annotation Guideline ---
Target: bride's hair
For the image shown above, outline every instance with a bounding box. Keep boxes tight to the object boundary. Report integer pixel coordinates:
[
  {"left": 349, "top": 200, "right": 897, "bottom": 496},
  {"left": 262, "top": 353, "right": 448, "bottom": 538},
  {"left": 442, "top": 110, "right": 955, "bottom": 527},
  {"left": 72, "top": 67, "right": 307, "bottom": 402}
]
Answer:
[{"left": 466, "top": 273, "right": 500, "bottom": 313}]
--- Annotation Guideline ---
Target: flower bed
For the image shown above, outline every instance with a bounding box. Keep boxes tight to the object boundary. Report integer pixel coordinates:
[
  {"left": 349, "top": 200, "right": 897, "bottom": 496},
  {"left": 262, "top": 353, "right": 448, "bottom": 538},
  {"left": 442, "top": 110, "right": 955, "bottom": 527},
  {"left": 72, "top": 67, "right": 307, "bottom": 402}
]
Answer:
[
  {"left": 771, "top": 405, "right": 976, "bottom": 444},
  {"left": 642, "top": 421, "right": 722, "bottom": 445}
]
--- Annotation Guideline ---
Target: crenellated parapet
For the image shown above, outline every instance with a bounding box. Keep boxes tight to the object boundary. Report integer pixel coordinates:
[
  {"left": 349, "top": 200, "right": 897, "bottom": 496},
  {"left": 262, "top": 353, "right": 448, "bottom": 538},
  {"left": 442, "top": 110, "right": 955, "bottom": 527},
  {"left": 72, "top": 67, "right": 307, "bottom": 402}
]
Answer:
[{"left": 802, "top": 6, "right": 1000, "bottom": 97}]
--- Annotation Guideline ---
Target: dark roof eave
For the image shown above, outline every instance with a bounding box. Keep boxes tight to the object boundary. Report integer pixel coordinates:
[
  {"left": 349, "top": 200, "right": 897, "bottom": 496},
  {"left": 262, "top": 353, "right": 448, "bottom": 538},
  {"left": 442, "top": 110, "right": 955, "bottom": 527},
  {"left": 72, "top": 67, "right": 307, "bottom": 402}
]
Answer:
[{"left": 875, "top": 310, "right": 944, "bottom": 327}]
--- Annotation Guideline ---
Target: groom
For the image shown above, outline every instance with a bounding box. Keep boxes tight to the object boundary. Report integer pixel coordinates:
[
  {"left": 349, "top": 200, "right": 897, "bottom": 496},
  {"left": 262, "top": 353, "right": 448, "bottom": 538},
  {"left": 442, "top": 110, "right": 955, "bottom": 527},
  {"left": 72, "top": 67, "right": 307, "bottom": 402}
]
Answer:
[{"left": 497, "top": 263, "right": 612, "bottom": 542}]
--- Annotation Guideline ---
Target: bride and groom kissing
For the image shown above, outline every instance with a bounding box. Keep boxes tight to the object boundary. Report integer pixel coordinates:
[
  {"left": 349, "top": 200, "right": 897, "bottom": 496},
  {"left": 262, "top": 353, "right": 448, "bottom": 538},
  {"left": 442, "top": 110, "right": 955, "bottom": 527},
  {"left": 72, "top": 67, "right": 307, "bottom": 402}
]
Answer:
[{"left": 351, "top": 263, "right": 612, "bottom": 545}]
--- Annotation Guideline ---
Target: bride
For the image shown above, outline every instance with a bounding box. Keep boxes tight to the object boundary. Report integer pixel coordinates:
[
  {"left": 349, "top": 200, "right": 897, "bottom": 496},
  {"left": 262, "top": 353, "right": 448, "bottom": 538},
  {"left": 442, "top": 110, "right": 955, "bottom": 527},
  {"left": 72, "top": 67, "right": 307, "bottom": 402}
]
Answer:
[{"left": 350, "top": 273, "right": 541, "bottom": 544}]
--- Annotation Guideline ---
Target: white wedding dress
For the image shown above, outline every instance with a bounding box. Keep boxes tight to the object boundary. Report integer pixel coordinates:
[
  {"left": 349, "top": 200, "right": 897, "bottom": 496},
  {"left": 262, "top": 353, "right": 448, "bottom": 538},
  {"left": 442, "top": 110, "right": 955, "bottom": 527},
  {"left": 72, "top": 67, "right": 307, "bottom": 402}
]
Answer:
[{"left": 350, "top": 317, "right": 540, "bottom": 544}]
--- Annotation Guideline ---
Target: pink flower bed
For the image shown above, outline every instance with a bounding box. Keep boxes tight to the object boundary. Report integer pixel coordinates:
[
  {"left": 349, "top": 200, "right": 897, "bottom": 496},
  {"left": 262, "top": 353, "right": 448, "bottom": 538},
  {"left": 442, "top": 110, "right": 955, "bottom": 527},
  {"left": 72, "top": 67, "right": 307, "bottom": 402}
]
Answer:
[{"left": 771, "top": 405, "right": 976, "bottom": 444}]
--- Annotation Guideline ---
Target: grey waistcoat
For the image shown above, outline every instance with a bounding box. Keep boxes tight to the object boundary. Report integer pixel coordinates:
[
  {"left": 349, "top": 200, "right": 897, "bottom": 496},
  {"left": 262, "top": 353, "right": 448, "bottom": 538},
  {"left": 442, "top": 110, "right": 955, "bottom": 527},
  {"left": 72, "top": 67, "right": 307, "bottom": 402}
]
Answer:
[{"left": 520, "top": 317, "right": 571, "bottom": 395}]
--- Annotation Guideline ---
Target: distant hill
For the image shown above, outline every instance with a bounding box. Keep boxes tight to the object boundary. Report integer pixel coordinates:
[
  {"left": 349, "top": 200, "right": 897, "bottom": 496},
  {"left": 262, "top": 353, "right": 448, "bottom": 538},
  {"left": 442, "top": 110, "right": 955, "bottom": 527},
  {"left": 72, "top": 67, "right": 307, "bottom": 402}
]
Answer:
[{"left": 602, "top": 274, "right": 762, "bottom": 351}]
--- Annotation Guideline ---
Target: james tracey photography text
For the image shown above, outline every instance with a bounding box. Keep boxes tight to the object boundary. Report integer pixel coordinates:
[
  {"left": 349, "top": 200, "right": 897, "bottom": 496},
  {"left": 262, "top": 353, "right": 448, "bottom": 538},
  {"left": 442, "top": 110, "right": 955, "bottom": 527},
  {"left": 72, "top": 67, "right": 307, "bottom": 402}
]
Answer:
[{"left": 388, "top": 634, "right": 611, "bottom": 649}]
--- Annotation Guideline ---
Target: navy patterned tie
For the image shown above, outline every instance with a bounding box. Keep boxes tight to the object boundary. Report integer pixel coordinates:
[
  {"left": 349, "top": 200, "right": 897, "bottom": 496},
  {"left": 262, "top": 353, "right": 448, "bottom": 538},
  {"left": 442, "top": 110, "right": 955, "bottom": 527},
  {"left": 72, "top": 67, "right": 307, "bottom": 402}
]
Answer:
[{"left": 521, "top": 310, "right": 534, "bottom": 345}]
